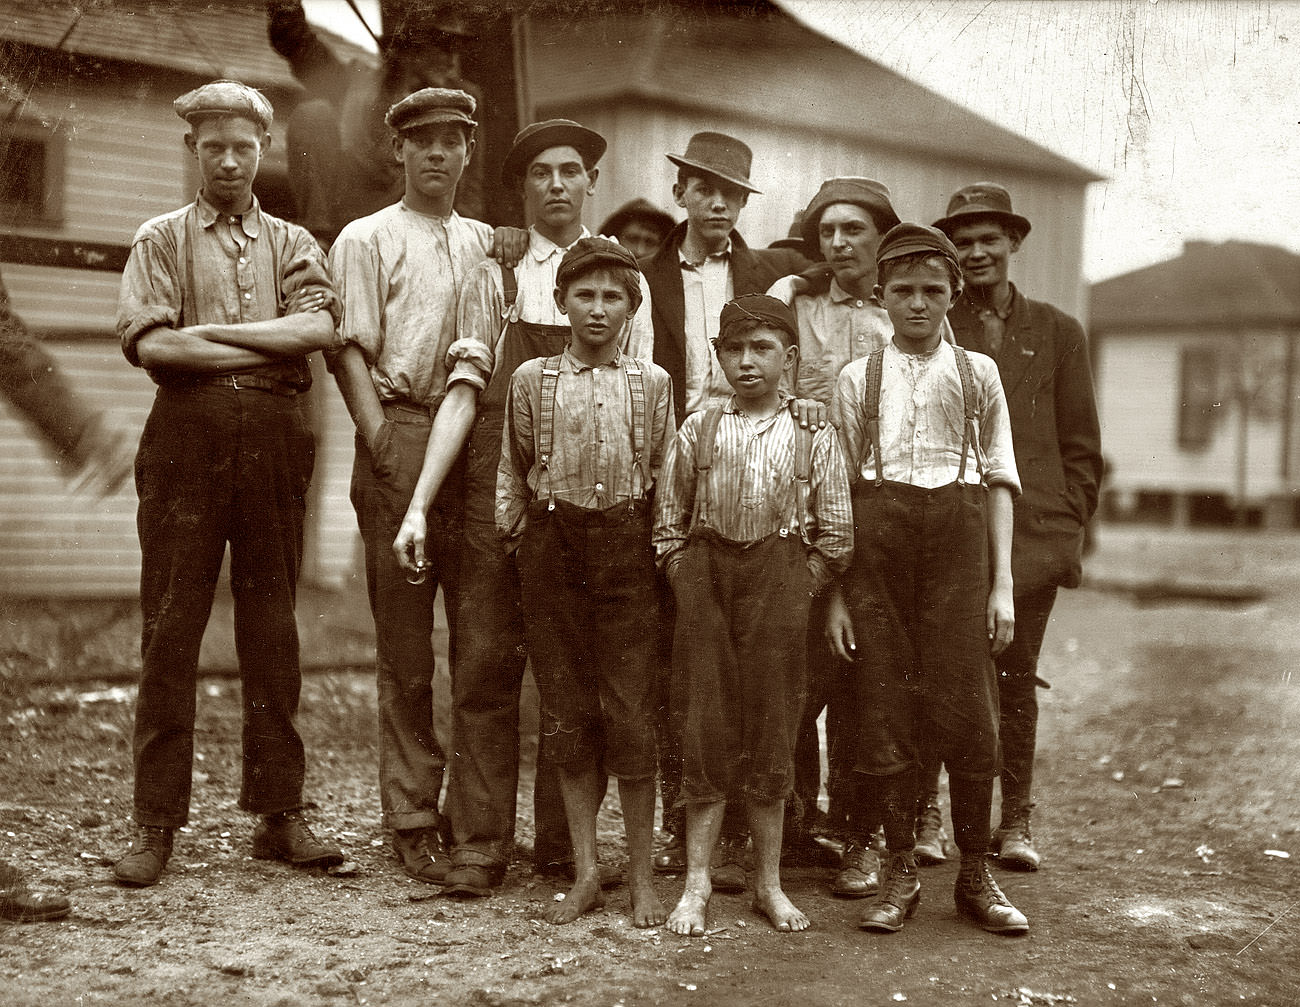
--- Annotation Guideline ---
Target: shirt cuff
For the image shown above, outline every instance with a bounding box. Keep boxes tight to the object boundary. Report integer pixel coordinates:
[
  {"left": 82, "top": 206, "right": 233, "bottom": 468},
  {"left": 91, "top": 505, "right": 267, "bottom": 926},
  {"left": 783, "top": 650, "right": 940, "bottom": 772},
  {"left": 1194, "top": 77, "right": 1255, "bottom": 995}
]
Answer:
[
  {"left": 446, "top": 337, "right": 493, "bottom": 391},
  {"left": 119, "top": 307, "right": 178, "bottom": 367}
]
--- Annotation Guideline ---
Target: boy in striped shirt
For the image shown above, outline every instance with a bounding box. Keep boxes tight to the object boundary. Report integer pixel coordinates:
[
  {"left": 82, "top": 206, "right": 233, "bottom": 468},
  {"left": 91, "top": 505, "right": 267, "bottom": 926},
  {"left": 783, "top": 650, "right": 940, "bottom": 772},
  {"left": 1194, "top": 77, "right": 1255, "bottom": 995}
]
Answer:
[
  {"left": 654, "top": 294, "right": 853, "bottom": 936},
  {"left": 497, "top": 238, "right": 674, "bottom": 927}
]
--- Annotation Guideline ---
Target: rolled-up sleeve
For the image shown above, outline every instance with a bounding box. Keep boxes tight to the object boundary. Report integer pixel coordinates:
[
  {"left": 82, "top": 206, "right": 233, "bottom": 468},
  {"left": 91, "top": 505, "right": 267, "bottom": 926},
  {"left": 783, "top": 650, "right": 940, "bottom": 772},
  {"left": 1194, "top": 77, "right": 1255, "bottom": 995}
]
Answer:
[
  {"left": 448, "top": 258, "right": 504, "bottom": 391},
  {"left": 282, "top": 227, "right": 341, "bottom": 334},
  {"left": 327, "top": 230, "right": 382, "bottom": 364},
  {"left": 117, "top": 227, "right": 182, "bottom": 368}
]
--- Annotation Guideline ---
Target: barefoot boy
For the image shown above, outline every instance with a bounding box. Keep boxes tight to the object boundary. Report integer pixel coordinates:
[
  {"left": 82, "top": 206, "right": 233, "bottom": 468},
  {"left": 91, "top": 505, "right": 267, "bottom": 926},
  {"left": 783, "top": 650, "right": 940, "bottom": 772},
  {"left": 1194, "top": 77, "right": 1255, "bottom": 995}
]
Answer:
[
  {"left": 654, "top": 294, "right": 853, "bottom": 935},
  {"left": 497, "top": 238, "right": 674, "bottom": 927},
  {"left": 827, "top": 223, "right": 1028, "bottom": 935}
]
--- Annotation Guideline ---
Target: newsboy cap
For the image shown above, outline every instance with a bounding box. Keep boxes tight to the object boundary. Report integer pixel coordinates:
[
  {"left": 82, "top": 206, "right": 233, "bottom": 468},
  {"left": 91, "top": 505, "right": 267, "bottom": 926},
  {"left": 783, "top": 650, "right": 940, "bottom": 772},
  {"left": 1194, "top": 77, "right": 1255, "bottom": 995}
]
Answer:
[
  {"left": 667, "top": 132, "right": 760, "bottom": 195},
  {"left": 800, "top": 177, "right": 901, "bottom": 252},
  {"left": 556, "top": 237, "right": 641, "bottom": 287},
  {"left": 932, "top": 182, "right": 1031, "bottom": 238},
  {"left": 875, "top": 222, "right": 961, "bottom": 272},
  {"left": 501, "top": 119, "right": 606, "bottom": 187},
  {"left": 174, "top": 80, "right": 273, "bottom": 132},
  {"left": 385, "top": 87, "right": 477, "bottom": 132},
  {"left": 717, "top": 293, "right": 798, "bottom": 345}
]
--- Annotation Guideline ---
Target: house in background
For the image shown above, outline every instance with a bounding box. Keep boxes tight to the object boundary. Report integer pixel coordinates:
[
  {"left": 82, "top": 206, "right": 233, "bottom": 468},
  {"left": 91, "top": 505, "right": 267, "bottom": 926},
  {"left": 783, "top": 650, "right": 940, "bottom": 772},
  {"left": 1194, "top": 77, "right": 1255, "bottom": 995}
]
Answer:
[
  {"left": 1090, "top": 239, "right": 1300, "bottom": 528},
  {"left": 1, "top": 0, "right": 1100, "bottom": 597}
]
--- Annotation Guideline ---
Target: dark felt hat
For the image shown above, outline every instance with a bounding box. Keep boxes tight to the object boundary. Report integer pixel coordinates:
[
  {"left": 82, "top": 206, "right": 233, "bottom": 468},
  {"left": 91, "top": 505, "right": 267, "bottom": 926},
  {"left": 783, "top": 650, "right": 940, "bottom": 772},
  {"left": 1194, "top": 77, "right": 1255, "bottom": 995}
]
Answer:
[
  {"left": 666, "top": 132, "right": 760, "bottom": 194},
  {"left": 875, "top": 223, "right": 961, "bottom": 273},
  {"left": 384, "top": 87, "right": 477, "bottom": 132},
  {"left": 717, "top": 293, "right": 797, "bottom": 346},
  {"left": 933, "top": 182, "right": 1032, "bottom": 238},
  {"left": 501, "top": 119, "right": 606, "bottom": 187},
  {"left": 800, "top": 177, "right": 901, "bottom": 251},
  {"left": 599, "top": 198, "right": 675, "bottom": 240},
  {"left": 174, "top": 80, "right": 273, "bottom": 132}
]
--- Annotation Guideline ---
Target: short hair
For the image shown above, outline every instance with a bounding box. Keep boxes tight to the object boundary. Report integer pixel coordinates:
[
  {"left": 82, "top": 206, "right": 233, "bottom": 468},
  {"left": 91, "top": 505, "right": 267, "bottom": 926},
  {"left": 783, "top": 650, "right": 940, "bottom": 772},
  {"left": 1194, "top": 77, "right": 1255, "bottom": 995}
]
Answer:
[
  {"left": 877, "top": 251, "right": 963, "bottom": 295},
  {"left": 714, "top": 317, "right": 796, "bottom": 350},
  {"left": 675, "top": 167, "right": 746, "bottom": 197},
  {"left": 556, "top": 263, "right": 643, "bottom": 312}
]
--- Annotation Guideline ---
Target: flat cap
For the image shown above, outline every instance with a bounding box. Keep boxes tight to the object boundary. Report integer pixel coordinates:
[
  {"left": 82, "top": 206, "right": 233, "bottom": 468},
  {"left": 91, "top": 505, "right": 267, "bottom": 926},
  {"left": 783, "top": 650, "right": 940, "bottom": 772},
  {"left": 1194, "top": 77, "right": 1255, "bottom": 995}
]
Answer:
[
  {"left": 557, "top": 237, "right": 641, "bottom": 288},
  {"left": 933, "top": 182, "right": 1031, "bottom": 238},
  {"left": 717, "top": 293, "right": 798, "bottom": 346},
  {"left": 385, "top": 87, "right": 477, "bottom": 132},
  {"left": 875, "top": 222, "right": 961, "bottom": 272},
  {"left": 502, "top": 119, "right": 606, "bottom": 187},
  {"left": 174, "top": 80, "right": 273, "bottom": 132},
  {"left": 800, "top": 177, "right": 901, "bottom": 252}
]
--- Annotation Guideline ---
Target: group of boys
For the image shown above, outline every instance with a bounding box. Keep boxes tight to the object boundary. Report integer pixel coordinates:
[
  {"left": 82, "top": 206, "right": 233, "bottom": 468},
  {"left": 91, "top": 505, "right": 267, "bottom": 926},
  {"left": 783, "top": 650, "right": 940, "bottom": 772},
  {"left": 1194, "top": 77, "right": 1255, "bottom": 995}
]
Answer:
[{"left": 105, "top": 77, "right": 1100, "bottom": 941}]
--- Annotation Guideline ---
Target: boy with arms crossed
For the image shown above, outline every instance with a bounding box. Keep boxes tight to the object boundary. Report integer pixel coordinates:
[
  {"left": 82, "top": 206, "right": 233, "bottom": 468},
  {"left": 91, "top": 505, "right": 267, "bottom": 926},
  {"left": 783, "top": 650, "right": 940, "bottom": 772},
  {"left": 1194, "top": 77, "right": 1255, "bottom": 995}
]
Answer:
[
  {"left": 655, "top": 294, "right": 853, "bottom": 936},
  {"left": 497, "top": 238, "right": 674, "bottom": 927},
  {"left": 827, "top": 224, "right": 1027, "bottom": 935}
]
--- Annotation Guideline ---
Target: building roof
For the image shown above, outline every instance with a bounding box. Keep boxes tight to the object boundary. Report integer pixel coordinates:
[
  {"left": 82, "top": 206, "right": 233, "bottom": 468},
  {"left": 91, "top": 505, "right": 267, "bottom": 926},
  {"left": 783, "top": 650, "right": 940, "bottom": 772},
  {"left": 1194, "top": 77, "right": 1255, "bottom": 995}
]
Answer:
[
  {"left": 1091, "top": 240, "right": 1300, "bottom": 333},
  {"left": 0, "top": 0, "right": 369, "bottom": 88},
  {"left": 525, "top": 0, "right": 1100, "bottom": 183}
]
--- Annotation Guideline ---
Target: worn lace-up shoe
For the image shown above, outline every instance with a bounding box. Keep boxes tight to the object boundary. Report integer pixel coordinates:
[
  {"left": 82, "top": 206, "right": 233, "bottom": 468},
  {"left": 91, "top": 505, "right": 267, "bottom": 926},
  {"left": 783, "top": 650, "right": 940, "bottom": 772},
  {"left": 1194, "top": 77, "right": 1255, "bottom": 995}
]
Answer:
[
  {"left": 393, "top": 826, "right": 452, "bottom": 884},
  {"left": 710, "top": 834, "right": 750, "bottom": 893},
  {"left": 443, "top": 861, "right": 506, "bottom": 898},
  {"left": 113, "top": 825, "right": 174, "bottom": 887},
  {"left": 653, "top": 833, "right": 686, "bottom": 872},
  {"left": 955, "top": 856, "right": 1029, "bottom": 934},
  {"left": 830, "top": 840, "right": 880, "bottom": 898},
  {"left": 858, "top": 851, "right": 920, "bottom": 932},
  {"left": 1, "top": 861, "right": 71, "bottom": 920},
  {"left": 252, "top": 810, "right": 344, "bottom": 868},
  {"left": 914, "top": 802, "right": 949, "bottom": 865},
  {"left": 994, "top": 818, "right": 1041, "bottom": 871}
]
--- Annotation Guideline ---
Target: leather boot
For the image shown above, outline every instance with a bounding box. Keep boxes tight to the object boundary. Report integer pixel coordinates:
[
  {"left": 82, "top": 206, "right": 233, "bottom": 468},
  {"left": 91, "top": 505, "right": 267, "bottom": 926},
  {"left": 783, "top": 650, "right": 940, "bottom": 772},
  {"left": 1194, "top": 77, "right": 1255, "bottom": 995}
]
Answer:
[
  {"left": 113, "top": 825, "right": 174, "bottom": 887},
  {"left": 857, "top": 851, "right": 920, "bottom": 932},
  {"left": 955, "top": 856, "right": 1029, "bottom": 934}
]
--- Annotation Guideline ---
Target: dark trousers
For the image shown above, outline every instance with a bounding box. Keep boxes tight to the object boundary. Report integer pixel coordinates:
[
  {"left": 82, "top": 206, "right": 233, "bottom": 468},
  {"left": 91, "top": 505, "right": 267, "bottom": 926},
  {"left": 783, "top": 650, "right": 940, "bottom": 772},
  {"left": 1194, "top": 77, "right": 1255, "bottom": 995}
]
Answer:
[
  {"left": 132, "top": 386, "right": 313, "bottom": 827},
  {"left": 995, "top": 584, "right": 1058, "bottom": 814},
  {"left": 674, "top": 531, "right": 812, "bottom": 807},
  {"left": 517, "top": 500, "right": 658, "bottom": 781},
  {"left": 349, "top": 403, "right": 463, "bottom": 832}
]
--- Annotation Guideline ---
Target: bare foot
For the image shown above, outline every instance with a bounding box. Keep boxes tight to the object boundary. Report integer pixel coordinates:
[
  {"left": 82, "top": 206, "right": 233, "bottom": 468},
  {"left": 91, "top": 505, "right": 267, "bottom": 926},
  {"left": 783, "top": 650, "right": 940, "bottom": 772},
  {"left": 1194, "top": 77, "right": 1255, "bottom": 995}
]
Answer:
[
  {"left": 629, "top": 872, "right": 666, "bottom": 928},
  {"left": 543, "top": 876, "right": 604, "bottom": 925},
  {"left": 666, "top": 884, "right": 710, "bottom": 936},
  {"left": 752, "top": 886, "right": 809, "bottom": 933}
]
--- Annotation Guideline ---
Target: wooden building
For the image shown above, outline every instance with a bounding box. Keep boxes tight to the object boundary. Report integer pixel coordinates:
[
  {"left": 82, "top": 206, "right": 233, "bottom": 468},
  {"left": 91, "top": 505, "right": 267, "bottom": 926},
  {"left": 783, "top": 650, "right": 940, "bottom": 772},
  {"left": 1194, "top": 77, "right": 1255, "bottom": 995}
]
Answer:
[
  {"left": 1090, "top": 240, "right": 1300, "bottom": 528},
  {"left": 1, "top": 0, "right": 1099, "bottom": 596}
]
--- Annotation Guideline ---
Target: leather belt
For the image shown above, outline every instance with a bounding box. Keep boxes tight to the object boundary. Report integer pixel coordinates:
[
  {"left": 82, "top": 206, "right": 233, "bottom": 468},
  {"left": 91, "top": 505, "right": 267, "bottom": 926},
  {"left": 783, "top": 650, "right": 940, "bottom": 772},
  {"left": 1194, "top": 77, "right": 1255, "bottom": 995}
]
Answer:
[{"left": 187, "top": 374, "right": 301, "bottom": 397}]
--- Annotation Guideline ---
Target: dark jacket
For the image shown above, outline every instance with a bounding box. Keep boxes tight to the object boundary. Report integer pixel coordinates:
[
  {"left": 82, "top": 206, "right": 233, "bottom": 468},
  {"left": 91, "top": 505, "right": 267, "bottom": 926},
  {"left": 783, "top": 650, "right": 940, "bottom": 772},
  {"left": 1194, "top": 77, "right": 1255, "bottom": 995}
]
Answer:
[
  {"left": 949, "top": 285, "right": 1103, "bottom": 591},
  {"left": 641, "top": 221, "right": 808, "bottom": 426}
]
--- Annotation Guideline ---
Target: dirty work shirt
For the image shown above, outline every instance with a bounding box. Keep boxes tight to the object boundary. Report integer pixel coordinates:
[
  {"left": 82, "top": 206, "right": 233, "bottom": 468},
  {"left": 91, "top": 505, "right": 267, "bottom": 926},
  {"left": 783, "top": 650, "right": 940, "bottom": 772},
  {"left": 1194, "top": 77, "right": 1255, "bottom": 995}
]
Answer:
[
  {"left": 831, "top": 340, "right": 1020, "bottom": 493},
  {"left": 680, "top": 240, "right": 735, "bottom": 416},
  {"left": 328, "top": 202, "right": 495, "bottom": 407},
  {"left": 497, "top": 346, "right": 675, "bottom": 546}
]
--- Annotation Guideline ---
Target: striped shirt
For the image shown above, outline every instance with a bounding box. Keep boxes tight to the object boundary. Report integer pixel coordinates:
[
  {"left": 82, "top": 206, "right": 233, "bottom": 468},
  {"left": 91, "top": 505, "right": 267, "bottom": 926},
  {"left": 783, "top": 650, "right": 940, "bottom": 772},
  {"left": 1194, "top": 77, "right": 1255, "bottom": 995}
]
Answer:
[
  {"left": 497, "top": 347, "right": 675, "bottom": 545},
  {"left": 328, "top": 202, "right": 495, "bottom": 408},
  {"left": 653, "top": 395, "right": 854, "bottom": 578},
  {"left": 831, "top": 340, "right": 1021, "bottom": 493}
]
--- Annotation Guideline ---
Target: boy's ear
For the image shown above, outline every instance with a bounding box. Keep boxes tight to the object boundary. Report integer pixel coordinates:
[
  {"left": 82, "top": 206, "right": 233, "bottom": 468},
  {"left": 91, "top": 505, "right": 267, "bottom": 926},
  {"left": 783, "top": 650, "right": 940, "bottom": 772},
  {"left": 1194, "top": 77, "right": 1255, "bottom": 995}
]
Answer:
[
  {"left": 1008, "top": 232, "right": 1023, "bottom": 254},
  {"left": 873, "top": 283, "right": 884, "bottom": 302},
  {"left": 463, "top": 134, "right": 476, "bottom": 168},
  {"left": 391, "top": 132, "right": 404, "bottom": 165},
  {"left": 184, "top": 132, "right": 197, "bottom": 156},
  {"left": 783, "top": 342, "right": 799, "bottom": 370},
  {"left": 260, "top": 131, "right": 272, "bottom": 153},
  {"left": 552, "top": 286, "right": 568, "bottom": 315},
  {"left": 585, "top": 165, "right": 599, "bottom": 195},
  {"left": 671, "top": 181, "right": 687, "bottom": 209}
]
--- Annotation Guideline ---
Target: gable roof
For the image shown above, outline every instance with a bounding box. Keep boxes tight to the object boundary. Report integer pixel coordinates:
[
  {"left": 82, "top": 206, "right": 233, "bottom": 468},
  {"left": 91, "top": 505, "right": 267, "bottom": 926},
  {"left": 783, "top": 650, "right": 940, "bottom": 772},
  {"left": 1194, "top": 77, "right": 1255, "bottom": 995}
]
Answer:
[
  {"left": 525, "top": 0, "right": 1100, "bottom": 183},
  {"left": 0, "top": 0, "right": 370, "bottom": 88},
  {"left": 1090, "top": 240, "right": 1300, "bottom": 333}
]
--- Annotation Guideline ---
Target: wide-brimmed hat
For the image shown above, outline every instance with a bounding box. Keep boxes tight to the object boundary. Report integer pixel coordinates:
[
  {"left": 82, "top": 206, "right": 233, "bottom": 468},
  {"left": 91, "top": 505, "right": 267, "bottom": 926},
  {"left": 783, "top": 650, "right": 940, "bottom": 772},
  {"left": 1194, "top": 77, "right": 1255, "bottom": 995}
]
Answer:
[
  {"left": 800, "top": 177, "right": 901, "bottom": 252},
  {"left": 501, "top": 119, "right": 606, "bottom": 187},
  {"left": 932, "top": 182, "right": 1031, "bottom": 238},
  {"left": 384, "top": 87, "right": 476, "bottom": 132},
  {"left": 666, "top": 132, "right": 760, "bottom": 194},
  {"left": 599, "top": 198, "right": 675, "bottom": 240}
]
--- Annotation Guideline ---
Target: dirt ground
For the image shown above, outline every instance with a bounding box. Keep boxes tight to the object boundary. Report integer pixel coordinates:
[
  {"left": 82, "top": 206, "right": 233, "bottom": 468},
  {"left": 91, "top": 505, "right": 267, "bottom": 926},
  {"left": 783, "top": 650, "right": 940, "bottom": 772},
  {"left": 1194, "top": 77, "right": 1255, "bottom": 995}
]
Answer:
[{"left": 1, "top": 525, "right": 1297, "bottom": 1006}]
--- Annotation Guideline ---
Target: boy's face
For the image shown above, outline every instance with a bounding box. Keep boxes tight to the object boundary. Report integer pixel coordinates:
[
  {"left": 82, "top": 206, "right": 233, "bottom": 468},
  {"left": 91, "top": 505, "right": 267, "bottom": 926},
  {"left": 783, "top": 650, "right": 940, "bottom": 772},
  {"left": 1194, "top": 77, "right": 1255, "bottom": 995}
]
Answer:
[
  {"left": 949, "top": 219, "right": 1021, "bottom": 291},
  {"left": 817, "top": 202, "right": 882, "bottom": 293},
  {"left": 617, "top": 220, "right": 665, "bottom": 260},
  {"left": 186, "top": 115, "right": 266, "bottom": 214},
  {"left": 715, "top": 324, "right": 796, "bottom": 402},
  {"left": 393, "top": 123, "right": 473, "bottom": 205},
  {"left": 523, "top": 145, "right": 596, "bottom": 232},
  {"left": 673, "top": 174, "right": 748, "bottom": 246},
  {"left": 876, "top": 259, "right": 955, "bottom": 350},
  {"left": 556, "top": 268, "right": 633, "bottom": 355}
]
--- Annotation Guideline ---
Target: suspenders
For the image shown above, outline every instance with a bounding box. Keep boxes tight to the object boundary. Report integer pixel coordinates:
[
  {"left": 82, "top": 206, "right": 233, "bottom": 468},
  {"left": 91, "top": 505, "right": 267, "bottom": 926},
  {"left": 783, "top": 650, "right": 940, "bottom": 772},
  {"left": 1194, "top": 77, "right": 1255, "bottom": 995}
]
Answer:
[
  {"left": 692, "top": 405, "right": 814, "bottom": 537},
  {"left": 862, "top": 345, "right": 986, "bottom": 488},
  {"left": 535, "top": 354, "right": 650, "bottom": 511}
]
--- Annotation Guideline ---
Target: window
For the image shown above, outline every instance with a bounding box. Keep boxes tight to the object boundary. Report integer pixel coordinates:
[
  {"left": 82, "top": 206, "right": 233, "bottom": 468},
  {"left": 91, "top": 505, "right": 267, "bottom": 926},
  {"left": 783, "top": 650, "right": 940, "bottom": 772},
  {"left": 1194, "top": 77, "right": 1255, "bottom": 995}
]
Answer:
[
  {"left": 1178, "top": 345, "right": 1218, "bottom": 451},
  {"left": 0, "top": 117, "right": 65, "bottom": 226}
]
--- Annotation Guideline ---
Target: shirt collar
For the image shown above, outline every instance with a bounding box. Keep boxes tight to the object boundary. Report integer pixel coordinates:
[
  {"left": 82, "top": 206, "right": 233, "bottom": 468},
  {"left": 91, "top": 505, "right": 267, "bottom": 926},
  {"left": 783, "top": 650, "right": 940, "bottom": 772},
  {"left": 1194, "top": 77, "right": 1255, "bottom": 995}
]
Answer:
[
  {"left": 196, "top": 192, "right": 261, "bottom": 239},
  {"left": 722, "top": 389, "right": 793, "bottom": 414},
  {"left": 562, "top": 344, "right": 624, "bottom": 372},
  {"left": 529, "top": 225, "right": 590, "bottom": 263},
  {"left": 827, "top": 277, "right": 880, "bottom": 306},
  {"left": 679, "top": 238, "right": 732, "bottom": 269}
]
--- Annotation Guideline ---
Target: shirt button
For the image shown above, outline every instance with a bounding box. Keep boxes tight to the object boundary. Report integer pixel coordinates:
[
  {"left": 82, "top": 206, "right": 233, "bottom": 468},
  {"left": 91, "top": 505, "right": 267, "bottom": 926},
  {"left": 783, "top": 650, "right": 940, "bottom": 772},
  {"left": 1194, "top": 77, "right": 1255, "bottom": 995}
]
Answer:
[
  {"left": 855, "top": 300, "right": 864, "bottom": 308},
  {"left": 243, "top": 293, "right": 252, "bottom": 300},
  {"left": 238, "top": 257, "right": 246, "bottom": 264},
  {"left": 229, "top": 216, "right": 238, "bottom": 224},
  {"left": 595, "top": 482, "right": 604, "bottom": 492}
]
